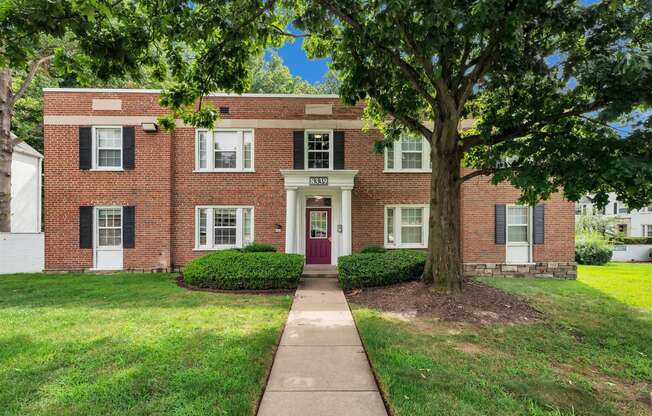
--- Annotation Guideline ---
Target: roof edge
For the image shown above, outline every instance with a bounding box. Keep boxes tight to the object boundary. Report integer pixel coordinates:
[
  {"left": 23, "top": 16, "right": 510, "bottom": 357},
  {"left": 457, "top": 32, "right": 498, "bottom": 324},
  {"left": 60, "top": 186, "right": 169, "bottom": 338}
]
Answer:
[{"left": 43, "top": 88, "right": 340, "bottom": 99}]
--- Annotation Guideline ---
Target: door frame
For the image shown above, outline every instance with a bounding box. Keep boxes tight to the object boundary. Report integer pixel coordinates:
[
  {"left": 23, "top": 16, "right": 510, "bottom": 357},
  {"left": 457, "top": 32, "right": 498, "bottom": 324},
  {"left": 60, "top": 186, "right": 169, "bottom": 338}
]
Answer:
[
  {"left": 295, "top": 190, "right": 341, "bottom": 265},
  {"left": 305, "top": 206, "right": 332, "bottom": 264},
  {"left": 505, "top": 204, "right": 533, "bottom": 264},
  {"left": 93, "top": 205, "right": 124, "bottom": 270}
]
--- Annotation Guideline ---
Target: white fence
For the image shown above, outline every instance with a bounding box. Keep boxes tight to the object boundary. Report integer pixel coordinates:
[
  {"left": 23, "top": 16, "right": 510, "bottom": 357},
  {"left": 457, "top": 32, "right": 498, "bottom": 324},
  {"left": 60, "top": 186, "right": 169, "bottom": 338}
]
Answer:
[
  {"left": 612, "top": 244, "right": 652, "bottom": 262},
  {"left": 0, "top": 233, "right": 44, "bottom": 274}
]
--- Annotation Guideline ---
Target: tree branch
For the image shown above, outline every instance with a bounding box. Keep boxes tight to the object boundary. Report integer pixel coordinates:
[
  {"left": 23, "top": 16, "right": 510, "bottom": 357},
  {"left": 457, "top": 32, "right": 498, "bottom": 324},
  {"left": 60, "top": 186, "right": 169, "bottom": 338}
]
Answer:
[
  {"left": 460, "top": 101, "right": 608, "bottom": 151},
  {"left": 271, "top": 25, "right": 307, "bottom": 38},
  {"left": 10, "top": 55, "right": 54, "bottom": 107},
  {"left": 315, "top": 0, "right": 439, "bottom": 111},
  {"left": 459, "top": 168, "right": 496, "bottom": 183}
]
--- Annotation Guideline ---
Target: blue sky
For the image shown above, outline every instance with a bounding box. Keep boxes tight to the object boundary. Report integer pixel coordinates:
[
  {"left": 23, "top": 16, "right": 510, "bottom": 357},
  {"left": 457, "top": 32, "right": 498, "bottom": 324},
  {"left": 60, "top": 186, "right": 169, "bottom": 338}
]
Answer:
[{"left": 271, "top": 38, "right": 329, "bottom": 83}]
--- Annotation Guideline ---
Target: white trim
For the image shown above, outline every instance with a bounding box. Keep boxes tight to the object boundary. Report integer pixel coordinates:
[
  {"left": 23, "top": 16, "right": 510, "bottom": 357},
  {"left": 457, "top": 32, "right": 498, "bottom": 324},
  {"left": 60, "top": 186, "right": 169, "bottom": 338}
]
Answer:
[
  {"left": 280, "top": 169, "right": 358, "bottom": 189},
  {"left": 194, "top": 205, "right": 254, "bottom": 250},
  {"left": 384, "top": 204, "right": 429, "bottom": 249},
  {"left": 195, "top": 128, "right": 255, "bottom": 172},
  {"left": 43, "top": 87, "right": 340, "bottom": 98},
  {"left": 93, "top": 206, "right": 124, "bottom": 270},
  {"left": 384, "top": 135, "right": 431, "bottom": 173},
  {"left": 92, "top": 126, "right": 123, "bottom": 171},
  {"left": 505, "top": 204, "right": 533, "bottom": 264},
  {"left": 304, "top": 129, "right": 334, "bottom": 171},
  {"left": 44, "top": 116, "right": 371, "bottom": 130}
]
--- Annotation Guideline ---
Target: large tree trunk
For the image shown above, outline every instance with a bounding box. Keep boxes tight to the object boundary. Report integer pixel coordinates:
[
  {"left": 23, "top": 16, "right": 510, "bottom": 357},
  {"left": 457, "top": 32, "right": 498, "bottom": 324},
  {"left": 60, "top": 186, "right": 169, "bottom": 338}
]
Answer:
[
  {"left": 0, "top": 68, "right": 13, "bottom": 232},
  {"left": 422, "top": 117, "right": 463, "bottom": 293}
]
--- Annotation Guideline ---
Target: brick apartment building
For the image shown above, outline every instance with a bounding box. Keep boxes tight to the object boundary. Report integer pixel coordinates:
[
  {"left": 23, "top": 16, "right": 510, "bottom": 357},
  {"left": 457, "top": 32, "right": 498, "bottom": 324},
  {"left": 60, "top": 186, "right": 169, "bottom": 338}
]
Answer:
[{"left": 43, "top": 88, "right": 576, "bottom": 278}]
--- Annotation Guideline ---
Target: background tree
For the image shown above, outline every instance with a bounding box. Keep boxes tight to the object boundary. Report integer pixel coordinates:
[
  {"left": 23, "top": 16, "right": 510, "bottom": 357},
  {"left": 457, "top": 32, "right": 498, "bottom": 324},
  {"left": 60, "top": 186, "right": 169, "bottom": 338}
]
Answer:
[
  {"left": 250, "top": 51, "right": 340, "bottom": 94},
  {"left": 0, "top": 0, "right": 287, "bottom": 232},
  {"left": 294, "top": 0, "right": 652, "bottom": 292}
]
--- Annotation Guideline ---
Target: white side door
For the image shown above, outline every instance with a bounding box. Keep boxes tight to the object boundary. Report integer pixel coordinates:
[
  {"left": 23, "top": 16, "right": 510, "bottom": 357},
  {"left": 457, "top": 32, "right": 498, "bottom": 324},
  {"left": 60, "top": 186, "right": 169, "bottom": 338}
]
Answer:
[
  {"left": 94, "top": 207, "right": 123, "bottom": 270},
  {"left": 506, "top": 205, "right": 531, "bottom": 264}
]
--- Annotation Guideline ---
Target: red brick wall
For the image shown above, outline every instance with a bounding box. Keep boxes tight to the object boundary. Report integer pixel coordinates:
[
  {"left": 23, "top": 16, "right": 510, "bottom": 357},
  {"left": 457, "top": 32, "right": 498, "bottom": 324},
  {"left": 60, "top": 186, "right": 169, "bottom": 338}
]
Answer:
[{"left": 43, "top": 90, "right": 575, "bottom": 270}]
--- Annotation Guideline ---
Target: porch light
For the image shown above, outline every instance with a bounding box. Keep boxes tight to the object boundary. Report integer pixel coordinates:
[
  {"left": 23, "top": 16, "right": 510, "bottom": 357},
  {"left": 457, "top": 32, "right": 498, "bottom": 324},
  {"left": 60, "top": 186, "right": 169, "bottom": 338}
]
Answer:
[
  {"left": 275, "top": 224, "right": 282, "bottom": 233},
  {"left": 141, "top": 122, "right": 158, "bottom": 133}
]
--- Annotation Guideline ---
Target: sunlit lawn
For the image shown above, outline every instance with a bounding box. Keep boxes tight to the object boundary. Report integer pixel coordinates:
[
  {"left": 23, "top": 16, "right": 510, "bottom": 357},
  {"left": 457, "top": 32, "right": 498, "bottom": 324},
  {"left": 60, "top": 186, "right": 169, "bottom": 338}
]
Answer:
[
  {"left": 0, "top": 273, "right": 292, "bottom": 416},
  {"left": 351, "top": 263, "right": 652, "bottom": 416}
]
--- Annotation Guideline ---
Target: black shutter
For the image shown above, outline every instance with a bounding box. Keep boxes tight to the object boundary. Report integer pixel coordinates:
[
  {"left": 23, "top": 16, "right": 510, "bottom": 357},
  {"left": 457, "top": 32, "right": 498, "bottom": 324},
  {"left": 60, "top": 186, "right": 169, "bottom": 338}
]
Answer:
[
  {"left": 534, "top": 204, "right": 545, "bottom": 244},
  {"left": 79, "top": 127, "right": 92, "bottom": 170},
  {"left": 495, "top": 204, "right": 506, "bottom": 245},
  {"left": 122, "top": 127, "right": 135, "bottom": 169},
  {"left": 293, "top": 130, "right": 304, "bottom": 169},
  {"left": 79, "top": 206, "right": 93, "bottom": 248},
  {"left": 123, "top": 206, "right": 135, "bottom": 248},
  {"left": 334, "top": 131, "right": 345, "bottom": 169},
  {"left": 613, "top": 202, "right": 617, "bottom": 214}
]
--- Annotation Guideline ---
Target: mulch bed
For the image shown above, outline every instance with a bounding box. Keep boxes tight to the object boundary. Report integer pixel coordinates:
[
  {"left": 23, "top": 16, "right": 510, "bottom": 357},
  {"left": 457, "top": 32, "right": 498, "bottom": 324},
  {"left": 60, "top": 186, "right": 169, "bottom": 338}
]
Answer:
[
  {"left": 346, "top": 279, "right": 542, "bottom": 324},
  {"left": 177, "top": 276, "right": 295, "bottom": 296}
]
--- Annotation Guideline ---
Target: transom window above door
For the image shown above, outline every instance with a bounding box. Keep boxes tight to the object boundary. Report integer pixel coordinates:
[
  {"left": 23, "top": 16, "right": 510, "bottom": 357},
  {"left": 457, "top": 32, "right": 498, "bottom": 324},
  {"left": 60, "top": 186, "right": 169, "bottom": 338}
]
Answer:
[
  {"left": 385, "top": 133, "right": 431, "bottom": 172},
  {"left": 195, "top": 129, "right": 254, "bottom": 172},
  {"left": 306, "top": 131, "right": 332, "bottom": 170}
]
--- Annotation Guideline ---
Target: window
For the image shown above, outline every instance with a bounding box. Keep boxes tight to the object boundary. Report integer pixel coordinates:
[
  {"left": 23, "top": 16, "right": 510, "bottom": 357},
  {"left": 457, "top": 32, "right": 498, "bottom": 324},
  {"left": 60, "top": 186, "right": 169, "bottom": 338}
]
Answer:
[
  {"left": 310, "top": 211, "right": 328, "bottom": 238},
  {"left": 507, "top": 206, "right": 530, "bottom": 243},
  {"left": 384, "top": 133, "right": 430, "bottom": 172},
  {"left": 195, "top": 206, "right": 254, "bottom": 249},
  {"left": 617, "top": 202, "right": 630, "bottom": 214},
  {"left": 643, "top": 225, "right": 652, "bottom": 237},
  {"left": 617, "top": 223, "right": 628, "bottom": 235},
  {"left": 97, "top": 207, "right": 122, "bottom": 247},
  {"left": 94, "top": 127, "right": 122, "bottom": 169},
  {"left": 195, "top": 129, "right": 254, "bottom": 172},
  {"left": 306, "top": 131, "right": 332, "bottom": 169},
  {"left": 384, "top": 205, "right": 428, "bottom": 248}
]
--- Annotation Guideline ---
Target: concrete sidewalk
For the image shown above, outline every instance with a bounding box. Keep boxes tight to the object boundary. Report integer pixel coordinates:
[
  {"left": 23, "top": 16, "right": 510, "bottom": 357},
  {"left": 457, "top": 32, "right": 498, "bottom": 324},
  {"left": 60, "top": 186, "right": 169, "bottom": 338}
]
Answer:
[{"left": 257, "top": 278, "right": 388, "bottom": 416}]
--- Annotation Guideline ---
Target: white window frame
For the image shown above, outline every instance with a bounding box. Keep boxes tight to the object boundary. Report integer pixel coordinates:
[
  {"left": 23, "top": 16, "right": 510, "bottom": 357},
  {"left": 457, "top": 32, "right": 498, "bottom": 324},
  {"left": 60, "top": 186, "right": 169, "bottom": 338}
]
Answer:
[
  {"left": 194, "top": 129, "right": 255, "bottom": 172},
  {"left": 642, "top": 224, "right": 652, "bottom": 237},
  {"left": 92, "top": 126, "right": 123, "bottom": 171},
  {"left": 94, "top": 206, "right": 123, "bottom": 249},
  {"left": 194, "top": 206, "right": 254, "bottom": 250},
  {"left": 305, "top": 129, "right": 334, "bottom": 171},
  {"left": 384, "top": 134, "right": 431, "bottom": 173},
  {"left": 384, "top": 204, "right": 429, "bottom": 249}
]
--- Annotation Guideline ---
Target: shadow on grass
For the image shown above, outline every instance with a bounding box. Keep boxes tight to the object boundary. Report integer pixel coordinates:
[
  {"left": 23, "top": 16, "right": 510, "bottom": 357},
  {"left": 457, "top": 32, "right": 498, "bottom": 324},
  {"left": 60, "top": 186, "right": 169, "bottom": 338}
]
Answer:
[
  {"left": 0, "top": 328, "right": 280, "bottom": 416},
  {"left": 0, "top": 273, "right": 291, "bottom": 310},
  {"left": 351, "top": 278, "right": 652, "bottom": 416}
]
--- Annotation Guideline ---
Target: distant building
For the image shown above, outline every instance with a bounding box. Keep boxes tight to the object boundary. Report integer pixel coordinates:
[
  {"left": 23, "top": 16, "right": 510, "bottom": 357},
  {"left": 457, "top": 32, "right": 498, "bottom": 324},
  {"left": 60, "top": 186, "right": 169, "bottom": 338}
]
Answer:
[{"left": 576, "top": 193, "right": 652, "bottom": 237}]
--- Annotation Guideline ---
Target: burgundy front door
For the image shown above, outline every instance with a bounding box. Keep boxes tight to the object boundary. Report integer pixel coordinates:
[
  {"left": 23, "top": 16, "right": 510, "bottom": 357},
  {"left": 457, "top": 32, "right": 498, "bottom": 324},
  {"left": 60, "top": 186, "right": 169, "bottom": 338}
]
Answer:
[{"left": 306, "top": 207, "right": 332, "bottom": 264}]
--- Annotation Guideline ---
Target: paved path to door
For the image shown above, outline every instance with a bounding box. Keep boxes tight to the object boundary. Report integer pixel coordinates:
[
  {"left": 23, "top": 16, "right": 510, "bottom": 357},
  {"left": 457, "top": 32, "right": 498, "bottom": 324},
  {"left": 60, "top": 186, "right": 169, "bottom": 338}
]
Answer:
[{"left": 257, "top": 277, "right": 388, "bottom": 416}]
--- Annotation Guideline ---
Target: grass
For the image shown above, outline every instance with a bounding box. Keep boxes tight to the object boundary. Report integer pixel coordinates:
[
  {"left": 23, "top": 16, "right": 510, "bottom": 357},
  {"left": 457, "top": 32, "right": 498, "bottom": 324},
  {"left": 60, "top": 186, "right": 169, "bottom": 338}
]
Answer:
[
  {"left": 0, "top": 272, "right": 292, "bottom": 416},
  {"left": 350, "top": 263, "right": 652, "bottom": 416}
]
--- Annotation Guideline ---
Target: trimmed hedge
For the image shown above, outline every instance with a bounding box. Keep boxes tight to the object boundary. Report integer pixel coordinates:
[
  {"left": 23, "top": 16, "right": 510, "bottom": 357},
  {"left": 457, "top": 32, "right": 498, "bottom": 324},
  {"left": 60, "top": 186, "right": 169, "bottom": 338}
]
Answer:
[
  {"left": 613, "top": 236, "right": 652, "bottom": 245},
  {"left": 240, "top": 242, "right": 277, "bottom": 252},
  {"left": 360, "top": 245, "right": 387, "bottom": 254},
  {"left": 338, "top": 249, "right": 426, "bottom": 289},
  {"left": 183, "top": 250, "right": 304, "bottom": 290}
]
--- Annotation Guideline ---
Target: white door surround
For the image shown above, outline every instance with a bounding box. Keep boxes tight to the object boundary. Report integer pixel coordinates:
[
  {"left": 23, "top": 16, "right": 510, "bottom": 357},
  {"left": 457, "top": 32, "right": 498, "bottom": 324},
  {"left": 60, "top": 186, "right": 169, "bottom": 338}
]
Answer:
[
  {"left": 281, "top": 170, "right": 357, "bottom": 264},
  {"left": 93, "top": 206, "right": 124, "bottom": 270}
]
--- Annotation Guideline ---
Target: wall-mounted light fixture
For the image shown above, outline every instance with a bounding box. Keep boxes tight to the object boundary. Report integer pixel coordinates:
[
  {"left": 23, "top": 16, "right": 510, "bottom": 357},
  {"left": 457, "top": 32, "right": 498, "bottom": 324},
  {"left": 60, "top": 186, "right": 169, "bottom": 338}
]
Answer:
[
  {"left": 141, "top": 122, "right": 158, "bottom": 133},
  {"left": 275, "top": 224, "right": 282, "bottom": 233}
]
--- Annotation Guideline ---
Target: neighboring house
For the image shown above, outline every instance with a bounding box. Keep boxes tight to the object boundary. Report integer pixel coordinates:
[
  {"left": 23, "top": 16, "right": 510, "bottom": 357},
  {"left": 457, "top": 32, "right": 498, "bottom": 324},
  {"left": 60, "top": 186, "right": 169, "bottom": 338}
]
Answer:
[
  {"left": 0, "top": 136, "right": 44, "bottom": 274},
  {"left": 42, "top": 88, "right": 576, "bottom": 278},
  {"left": 576, "top": 194, "right": 652, "bottom": 237}
]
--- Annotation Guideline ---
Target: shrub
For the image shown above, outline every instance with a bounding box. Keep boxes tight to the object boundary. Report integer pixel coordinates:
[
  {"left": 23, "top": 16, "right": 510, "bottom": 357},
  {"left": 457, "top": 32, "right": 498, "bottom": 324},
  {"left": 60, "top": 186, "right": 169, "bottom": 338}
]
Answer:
[
  {"left": 613, "top": 236, "right": 652, "bottom": 245},
  {"left": 575, "top": 232, "right": 613, "bottom": 265},
  {"left": 241, "top": 242, "right": 277, "bottom": 252},
  {"left": 183, "top": 251, "right": 304, "bottom": 290},
  {"left": 338, "top": 249, "right": 426, "bottom": 289},
  {"left": 360, "top": 245, "right": 387, "bottom": 254}
]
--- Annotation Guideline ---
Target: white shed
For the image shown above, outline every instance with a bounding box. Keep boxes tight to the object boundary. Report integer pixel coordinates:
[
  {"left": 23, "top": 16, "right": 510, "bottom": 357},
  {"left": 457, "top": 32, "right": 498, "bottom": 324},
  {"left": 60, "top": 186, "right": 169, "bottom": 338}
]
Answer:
[{"left": 0, "top": 134, "right": 44, "bottom": 273}]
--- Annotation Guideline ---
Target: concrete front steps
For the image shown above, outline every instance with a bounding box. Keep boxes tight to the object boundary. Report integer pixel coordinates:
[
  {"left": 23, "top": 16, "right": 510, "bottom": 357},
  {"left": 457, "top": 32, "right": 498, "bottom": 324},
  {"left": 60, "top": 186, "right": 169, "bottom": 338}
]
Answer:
[{"left": 302, "top": 264, "right": 338, "bottom": 279}]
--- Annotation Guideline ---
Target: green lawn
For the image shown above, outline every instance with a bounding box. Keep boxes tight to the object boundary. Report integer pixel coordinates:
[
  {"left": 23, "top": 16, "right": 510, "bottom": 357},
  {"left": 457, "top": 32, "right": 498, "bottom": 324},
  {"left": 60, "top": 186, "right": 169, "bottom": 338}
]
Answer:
[
  {"left": 0, "top": 273, "right": 292, "bottom": 416},
  {"left": 351, "top": 263, "right": 652, "bottom": 416}
]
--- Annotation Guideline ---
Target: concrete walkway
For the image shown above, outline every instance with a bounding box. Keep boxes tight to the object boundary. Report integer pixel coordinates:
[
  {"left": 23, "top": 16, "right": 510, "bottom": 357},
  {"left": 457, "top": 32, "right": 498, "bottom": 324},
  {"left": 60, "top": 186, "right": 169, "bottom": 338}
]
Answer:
[{"left": 257, "top": 277, "right": 388, "bottom": 416}]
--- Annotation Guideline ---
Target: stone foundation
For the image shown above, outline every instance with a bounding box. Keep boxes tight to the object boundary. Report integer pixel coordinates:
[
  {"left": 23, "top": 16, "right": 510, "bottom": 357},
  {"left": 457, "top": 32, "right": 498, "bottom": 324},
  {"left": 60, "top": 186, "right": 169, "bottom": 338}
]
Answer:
[{"left": 463, "top": 262, "right": 577, "bottom": 279}]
